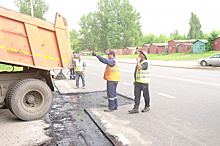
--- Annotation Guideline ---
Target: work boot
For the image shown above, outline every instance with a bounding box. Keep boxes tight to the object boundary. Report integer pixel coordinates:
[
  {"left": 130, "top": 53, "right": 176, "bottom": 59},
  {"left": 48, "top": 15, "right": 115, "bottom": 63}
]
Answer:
[
  {"left": 142, "top": 106, "right": 150, "bottom": 112},
  {"left": 128, "top": 108, "right": 139, "bottom": 114},
  {"left": 104, "top": 109, "right": 114, "bottom": 112}
]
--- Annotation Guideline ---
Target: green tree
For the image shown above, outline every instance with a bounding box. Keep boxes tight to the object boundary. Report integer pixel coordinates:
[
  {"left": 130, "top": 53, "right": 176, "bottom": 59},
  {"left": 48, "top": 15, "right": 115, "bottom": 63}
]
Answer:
[
  {"left": 69, "top": 29, "right": 80, "bottom": 53},
  {"left": 156, "top": 33, "right": 169, "bottom": 43},
  {"left": 79, "top": 13, "right": 98, "bottom": 51},
  {"left": 142, "top": 33, "right": 157, "bottom": 44},
  {"left": 170, "top": 29, "right": 187, "bottom": 40},
  {"left": 206, "top": 29, "right": 220, "bottom": 51},
  {"left": 78, "top": 0, "right": 142, "bottom": 51},
  {"left": 69, "top": 29, "right": 79, "bottom": 40},
  {"left": 119, "top": 0, "right": 142, "bottom": 48},
  {"left": 14, "top": 0, "right": 49, "bottom": 20},
  {"left": 187, "top": 12, "right": 203, "bottom": 39}
]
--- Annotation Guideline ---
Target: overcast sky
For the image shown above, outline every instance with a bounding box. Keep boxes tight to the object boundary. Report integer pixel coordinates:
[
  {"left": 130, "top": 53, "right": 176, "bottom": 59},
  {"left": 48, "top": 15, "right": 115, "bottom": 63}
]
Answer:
[{"left": 1, "top": 0, "right": 220, "bottom": 36}]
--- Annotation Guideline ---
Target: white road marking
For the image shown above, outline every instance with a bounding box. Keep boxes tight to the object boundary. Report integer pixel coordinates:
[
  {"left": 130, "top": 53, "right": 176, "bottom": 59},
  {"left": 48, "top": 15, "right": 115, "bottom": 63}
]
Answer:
[
  {"left": 204, "top": 74, "right": 220, "bottom": 77},
  {"left": 115, "top": 133, "right": 131, "bottom": 145},
  {"left": 86, "top": 63, "right": 105, "bottom": 68},
  {"left": 152, "top": 74, "right": 220, "bottom": 86},
  {"left": 92, "top": 111, "right": 102, "bottom": 118},
  {"left": 158, "top": 93, "right": 175, "bottom": 99},
  {"left": 101, "top": 120, "right": 113, "bottom": 128},
  {"left": 123, "top": 82, "right": 133, "bottom": 86}
]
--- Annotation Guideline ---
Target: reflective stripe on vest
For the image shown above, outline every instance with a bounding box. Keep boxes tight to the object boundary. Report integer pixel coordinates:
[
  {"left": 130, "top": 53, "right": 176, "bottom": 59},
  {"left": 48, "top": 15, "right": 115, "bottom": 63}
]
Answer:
[
  {"left": 135, "top": 60, "right": 150, "bottom": 83},
  {"left": 75, "top": 60, "right": 84, "bottom": 72},
  {"left": 104, "top": 59, "right": 120, "bottom": 81}
]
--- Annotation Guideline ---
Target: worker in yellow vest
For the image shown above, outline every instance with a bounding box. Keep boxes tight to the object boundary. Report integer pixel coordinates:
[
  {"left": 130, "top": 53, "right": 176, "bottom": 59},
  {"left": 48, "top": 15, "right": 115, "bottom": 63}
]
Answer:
[
  {"left": 129, "top": 50, "right": 150, "bottom": 114},
  {"left": 74, "top": 55, "right": 86, "bottom": 89},
  {"left": 92, "top": 51, "right": 120, "bottom": 112}
]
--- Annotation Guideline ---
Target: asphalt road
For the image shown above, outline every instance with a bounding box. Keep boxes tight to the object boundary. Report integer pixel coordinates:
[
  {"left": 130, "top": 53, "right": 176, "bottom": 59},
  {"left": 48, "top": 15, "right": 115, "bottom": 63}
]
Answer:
[{"left": 83, "top": 57, "right": 220, "bottom": 145}]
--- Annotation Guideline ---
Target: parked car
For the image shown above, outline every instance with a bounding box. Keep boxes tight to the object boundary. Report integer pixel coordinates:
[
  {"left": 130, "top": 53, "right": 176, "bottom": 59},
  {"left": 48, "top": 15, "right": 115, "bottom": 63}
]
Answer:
[
  {"left": 198, "top": 53, "right": 220, "bottom": 66},
  {"left": 74, "top": 53, "right": 79, "bottom": 59}
]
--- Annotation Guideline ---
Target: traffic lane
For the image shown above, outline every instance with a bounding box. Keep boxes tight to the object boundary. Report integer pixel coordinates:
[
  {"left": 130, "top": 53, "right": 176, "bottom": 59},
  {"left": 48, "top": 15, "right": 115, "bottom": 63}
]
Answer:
[
  {"left": 84, "top": 62, "right": 106, "bottom": 91},
  {"left": 149, "top": 76, "right": 220, "bottom": 145},
  {"left": 118, "top": 60, "right": 220, "bottom": 86},
  {"left": 151, "top": 66, "right": 220, "bottom": 85}
]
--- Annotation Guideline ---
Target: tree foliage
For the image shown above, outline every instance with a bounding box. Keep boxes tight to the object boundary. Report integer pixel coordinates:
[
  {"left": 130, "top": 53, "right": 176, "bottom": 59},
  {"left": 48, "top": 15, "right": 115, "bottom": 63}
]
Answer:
[
  {"left": 78, "top": 0, "right": 142, "bottom": 52},
  {"left": 187, "top": 12, "right": 203, "bottom": 39},
  {"left": 206, "top": 29, "right": 220, "bottom": 51},
  {"left": 170, "top": 29, "right": 187, "bottom": 40},
  {"left": 14, "top": 0, "right": 49, "bottom": 20}
]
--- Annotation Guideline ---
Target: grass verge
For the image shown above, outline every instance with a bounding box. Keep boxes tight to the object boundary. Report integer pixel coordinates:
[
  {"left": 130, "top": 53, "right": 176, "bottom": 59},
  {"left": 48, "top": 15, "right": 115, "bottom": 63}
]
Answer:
[{"left": 99, "top": 51, "right": 220, "bottom": 61}]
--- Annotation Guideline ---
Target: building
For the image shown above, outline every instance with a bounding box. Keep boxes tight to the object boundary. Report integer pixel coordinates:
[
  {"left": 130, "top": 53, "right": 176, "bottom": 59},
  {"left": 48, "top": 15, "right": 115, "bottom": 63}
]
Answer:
[
  {"left": 213, "top": 37, "right": 220, "bottom": 51},
  {"left": 126, "top": 47, "right": 136, "bottom": 55},
  {"left": 193, "top": 40, "right": 208, "bottom": 54},
  {"left": 149, "top": 43, "right": 168, "bottom": 54},
  {"left": 136, "top": 47, "right": 142, "bottom": 54},
  {"left": 114, "top": 49, "right": 123, "bottom": 55},
  {"left": 141, "top": 44, "right": 151, "bottom": 53},
  {"left": 177, "top": 44, "right": 193, "bottom": 53},
  {"left": 168, "top": 40, "right": 196, "bottom": 54}
]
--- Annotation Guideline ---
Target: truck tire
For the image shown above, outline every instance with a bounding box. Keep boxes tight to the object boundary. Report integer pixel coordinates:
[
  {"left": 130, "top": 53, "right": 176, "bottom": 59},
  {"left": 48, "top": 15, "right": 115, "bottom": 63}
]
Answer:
[
  {"left": 8, "top": 78, "right": 53, "bottom": 121},
  {"left": 5, "top": 78, "right": 32, "bottom": 110}
]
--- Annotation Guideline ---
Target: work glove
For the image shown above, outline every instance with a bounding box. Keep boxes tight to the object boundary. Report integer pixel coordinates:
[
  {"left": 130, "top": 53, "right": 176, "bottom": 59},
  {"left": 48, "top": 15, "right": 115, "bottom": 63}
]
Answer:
[{"left": 92, "top": 51, "right": 97, "bottom": 56}]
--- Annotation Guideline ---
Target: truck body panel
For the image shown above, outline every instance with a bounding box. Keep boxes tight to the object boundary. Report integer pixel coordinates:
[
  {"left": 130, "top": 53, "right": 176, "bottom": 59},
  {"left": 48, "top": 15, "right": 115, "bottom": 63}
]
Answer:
[{"left": 0, "top": 6, "right": 72, "bottom": 70}]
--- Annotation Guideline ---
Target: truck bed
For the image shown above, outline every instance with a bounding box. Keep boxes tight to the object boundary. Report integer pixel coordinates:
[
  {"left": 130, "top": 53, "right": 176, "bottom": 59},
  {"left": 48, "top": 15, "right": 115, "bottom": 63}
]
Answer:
[{"left": 0, "top": 7, "right": 72, "bottom": 70}]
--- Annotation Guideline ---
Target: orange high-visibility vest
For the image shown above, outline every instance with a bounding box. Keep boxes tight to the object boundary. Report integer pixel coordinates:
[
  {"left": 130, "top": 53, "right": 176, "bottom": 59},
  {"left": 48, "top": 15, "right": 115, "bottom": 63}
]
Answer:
[{"left": 103, "top": 59, "right": 120, "bottom": 81}]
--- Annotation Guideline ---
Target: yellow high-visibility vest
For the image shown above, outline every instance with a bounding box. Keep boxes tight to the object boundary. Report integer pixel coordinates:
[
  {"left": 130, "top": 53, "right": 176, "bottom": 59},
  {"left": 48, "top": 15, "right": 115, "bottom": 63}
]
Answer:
[
  {"left": 135, "top": 60, "right": 150, "bottom": 83},
  {"left": 75, "top": 60, "right": 84, "bottom": 72},
  {"left": 104, "top": 59, "right": 120, "bottom": 81}
]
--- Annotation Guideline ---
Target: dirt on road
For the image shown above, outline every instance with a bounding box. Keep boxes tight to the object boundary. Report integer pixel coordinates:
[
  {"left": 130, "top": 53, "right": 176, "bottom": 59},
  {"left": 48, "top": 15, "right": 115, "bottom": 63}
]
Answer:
[{"left": 42, "top": 91, "right": 133, "bottom": 145}]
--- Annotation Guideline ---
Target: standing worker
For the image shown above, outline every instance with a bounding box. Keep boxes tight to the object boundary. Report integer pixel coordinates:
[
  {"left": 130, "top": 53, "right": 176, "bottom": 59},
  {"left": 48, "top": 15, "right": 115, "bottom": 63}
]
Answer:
[
  {"left": 74, "top": 55, "right": 86, "bottom": 89},
  {"left": 92, "top": 51, "right": 120, "bottom": 112},
  {"left": 69, "top": 56, "right": 75, "bottom": 80},
  {"left": 129, "top": 50, "right": 150, "bottom": 114}
]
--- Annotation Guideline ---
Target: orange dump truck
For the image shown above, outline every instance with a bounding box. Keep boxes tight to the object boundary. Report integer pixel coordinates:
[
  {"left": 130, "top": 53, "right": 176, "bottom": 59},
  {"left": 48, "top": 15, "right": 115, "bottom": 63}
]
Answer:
[{"left": 0, "top": 7, "right": 72, "bottom": 120}]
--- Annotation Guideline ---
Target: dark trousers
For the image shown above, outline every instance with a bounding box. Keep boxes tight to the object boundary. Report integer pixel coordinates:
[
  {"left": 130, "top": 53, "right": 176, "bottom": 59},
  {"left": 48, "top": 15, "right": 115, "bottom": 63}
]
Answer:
[
  {"left": 107, "top": 81, "right": 118, "bottom": 110},
  {"left": 134, "top": 82, "right": 150, "bottom": 109},
  {"left": 70, "top": 68, "right": 75, "bottom": 79}
]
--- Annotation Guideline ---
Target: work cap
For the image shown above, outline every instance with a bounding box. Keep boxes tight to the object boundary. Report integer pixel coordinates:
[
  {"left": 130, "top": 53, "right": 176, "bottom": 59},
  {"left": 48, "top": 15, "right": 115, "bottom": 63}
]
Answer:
[
  {"left": 108, "top": 51, "right": 115, "bottom": 57},
  {"left": 139, "top": 51, "right": 148, "bottom": 60}
]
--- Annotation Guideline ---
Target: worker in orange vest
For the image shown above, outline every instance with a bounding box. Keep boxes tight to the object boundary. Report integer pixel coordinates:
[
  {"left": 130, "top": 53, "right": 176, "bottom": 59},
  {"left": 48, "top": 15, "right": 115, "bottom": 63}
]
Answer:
[{"left": 92, "top": 51, "right": 120, "bottom": 112}]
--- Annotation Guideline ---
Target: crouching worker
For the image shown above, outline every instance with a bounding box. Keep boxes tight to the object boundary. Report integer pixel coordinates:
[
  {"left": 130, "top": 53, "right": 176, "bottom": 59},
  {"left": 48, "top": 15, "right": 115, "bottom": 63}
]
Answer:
[
  {"left": 129, "top": 50, "right": 151, "bottom": 114},
  {"left": 92, "top": 51, "right": 120, "bottom": 112}
]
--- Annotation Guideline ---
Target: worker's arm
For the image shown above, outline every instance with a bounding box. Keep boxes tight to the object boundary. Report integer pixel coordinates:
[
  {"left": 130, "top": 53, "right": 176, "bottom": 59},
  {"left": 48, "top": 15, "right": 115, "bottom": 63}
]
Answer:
[
  {"left": 136, "top": 56, "right": 142, "bottom": 70},
  {"left": 74, "top": 64, "right": 76, "bottom": 73},
  {"left": 82, "top": 62, "right": 86, "bottom": 75},
  {"left": 96, "top": 55, "right": 115, "bottom": 67}
]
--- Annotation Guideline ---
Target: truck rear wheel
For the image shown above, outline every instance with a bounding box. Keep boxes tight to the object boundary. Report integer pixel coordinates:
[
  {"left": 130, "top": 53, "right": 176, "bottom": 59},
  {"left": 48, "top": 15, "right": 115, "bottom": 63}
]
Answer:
[{"left": 8, "top": 79, "right": 53, "bottom": 121}]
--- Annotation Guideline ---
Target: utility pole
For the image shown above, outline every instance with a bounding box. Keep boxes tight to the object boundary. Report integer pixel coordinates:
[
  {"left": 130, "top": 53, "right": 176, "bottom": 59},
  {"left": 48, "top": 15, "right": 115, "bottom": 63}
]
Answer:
[{"left": 30, "top": 0, "right": 34, "bottom": 17}]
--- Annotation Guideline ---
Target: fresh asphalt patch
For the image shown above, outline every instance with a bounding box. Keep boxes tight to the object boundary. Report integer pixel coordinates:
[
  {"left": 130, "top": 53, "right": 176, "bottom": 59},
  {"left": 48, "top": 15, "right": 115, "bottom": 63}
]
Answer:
[{"left": 42, "top": 91, "right": 133, "bottom": 145}]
